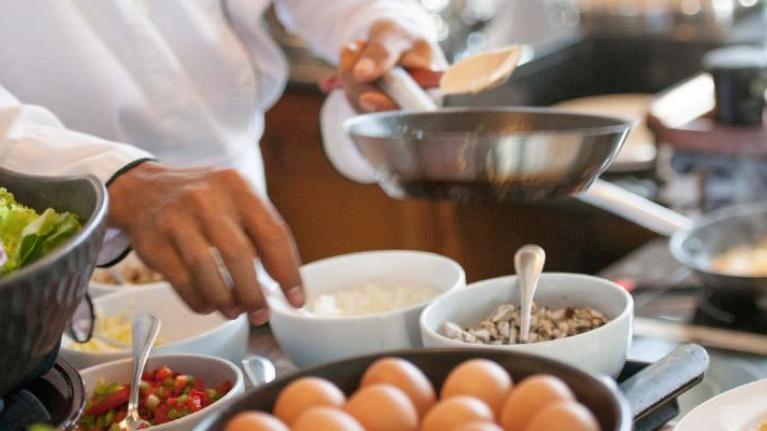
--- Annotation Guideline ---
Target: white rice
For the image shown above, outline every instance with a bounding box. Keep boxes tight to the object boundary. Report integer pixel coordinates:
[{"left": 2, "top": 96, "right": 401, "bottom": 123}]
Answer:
[{"left": 309, "top": 282, "right": 439, "bottom": 317}]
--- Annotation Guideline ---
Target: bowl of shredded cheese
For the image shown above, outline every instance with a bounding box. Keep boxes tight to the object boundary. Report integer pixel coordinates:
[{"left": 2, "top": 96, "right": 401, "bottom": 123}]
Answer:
[
  {"left": 61, "top": 283, "right": 248, "bottom": 369},
  {"left": 267, "top": 250, "right": 465, "bottom": 367}
]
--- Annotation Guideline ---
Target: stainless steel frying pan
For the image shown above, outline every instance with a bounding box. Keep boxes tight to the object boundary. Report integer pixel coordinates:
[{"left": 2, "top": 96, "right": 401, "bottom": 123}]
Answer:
[{"left": 343, "top": 69, "right": 767, "bottom": 293}]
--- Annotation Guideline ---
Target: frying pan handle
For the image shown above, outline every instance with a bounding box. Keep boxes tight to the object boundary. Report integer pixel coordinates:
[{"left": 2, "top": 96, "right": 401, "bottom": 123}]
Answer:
[
  {"left": 578, "top": 179, "right": 694, "bottom": 236},
  {"left": 619, "top": 344, "right": 709, "bottom": 422},
  {"left": 379, "top": 67, "right": 440, "bottom": 112}
]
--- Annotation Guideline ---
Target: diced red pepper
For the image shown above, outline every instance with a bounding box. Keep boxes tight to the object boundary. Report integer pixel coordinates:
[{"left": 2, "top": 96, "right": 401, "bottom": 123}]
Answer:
[
  {"left": 186, "top": 394, "right": 203, "bottom": 412},
  {"left": 154, "top": 366, "right": 173, "bottom": 381},
  {"left": 86, "top": 386, "right": 130, "bottom": 416},
  {"left": 174, "top": 374, "right": 190, "bottom": 390},
  {"left": 215, "top": 381, "right": 232, "bottom": 396},
  {"left": 79, "top": 366, "right": 229, "bottom": 429}
]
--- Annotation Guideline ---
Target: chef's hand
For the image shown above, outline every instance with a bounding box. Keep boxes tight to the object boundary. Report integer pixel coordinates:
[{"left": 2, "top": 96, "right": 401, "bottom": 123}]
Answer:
[
  {"left": 339, "top": 18, "right": 447, "bottom": 112},
  {"left": 107, "top": 161, "right": 304, "bottom": 325}
]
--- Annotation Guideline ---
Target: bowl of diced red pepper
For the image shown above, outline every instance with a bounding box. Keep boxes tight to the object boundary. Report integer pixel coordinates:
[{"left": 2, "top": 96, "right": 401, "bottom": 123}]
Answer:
[{"left": 77, "top": 354, "right": 244, "bottom": 431}]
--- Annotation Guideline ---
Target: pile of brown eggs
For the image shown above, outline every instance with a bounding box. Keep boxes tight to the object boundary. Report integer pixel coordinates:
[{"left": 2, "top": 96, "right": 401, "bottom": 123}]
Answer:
[{"left": 225, "top": 357, "right": 600, "bottom": 431}]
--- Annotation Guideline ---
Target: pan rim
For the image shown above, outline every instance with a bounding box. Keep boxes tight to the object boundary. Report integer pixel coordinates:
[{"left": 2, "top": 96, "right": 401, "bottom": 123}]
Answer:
[{"left": 342, "top": 106, "right": 633, "bottom": 140}]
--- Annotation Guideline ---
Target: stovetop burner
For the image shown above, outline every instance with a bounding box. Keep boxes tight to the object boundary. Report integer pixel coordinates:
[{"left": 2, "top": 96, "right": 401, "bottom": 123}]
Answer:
[
  {"left": 693, "top": 288, "right": 767, "bottom": 333},
  {"left": 0, "top": 357, "right": 85, "bottom": 430}
]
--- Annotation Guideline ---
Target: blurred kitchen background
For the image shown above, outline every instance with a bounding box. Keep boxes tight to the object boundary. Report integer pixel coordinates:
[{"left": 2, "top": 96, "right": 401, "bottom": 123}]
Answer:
[{"left": 261, "top": 0, "right": 767, "bottom": 281}]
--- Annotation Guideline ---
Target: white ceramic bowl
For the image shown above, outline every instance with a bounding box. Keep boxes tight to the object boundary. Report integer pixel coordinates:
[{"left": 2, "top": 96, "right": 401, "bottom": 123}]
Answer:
[
  {"left": 89, "top": 280, "right": 170, "bottom": 297},
  {"left": 79, "top": 354, "right": 244, "bottom": 431},
  {"left": 61, "top": 284, "right": 249, "bottom": 369},
  {"left": 89, "top": 252, "right": 170, "bottom": 297},
  {"left": 420, "top": 273, "right": 633, "bottom": 377},
  {"left": 267, "top": 250, "right": 466, "bottom": 367}
]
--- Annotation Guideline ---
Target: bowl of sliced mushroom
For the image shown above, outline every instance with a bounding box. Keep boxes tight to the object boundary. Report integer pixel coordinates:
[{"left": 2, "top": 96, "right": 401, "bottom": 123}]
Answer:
[{"left": 419, "top": 273, "right": 633, "bottom": 377}]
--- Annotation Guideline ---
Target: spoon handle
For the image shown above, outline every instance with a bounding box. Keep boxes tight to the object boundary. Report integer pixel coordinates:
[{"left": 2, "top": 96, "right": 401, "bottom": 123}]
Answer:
[
  {"left": 127, "top": 313, "right": 161, "bottom": 417},
  {"left": 379, "top": 67, "right": 440, "bottom": 112},
  {"left": 514, "top": 245, "right": 546, "bottom": 343}
]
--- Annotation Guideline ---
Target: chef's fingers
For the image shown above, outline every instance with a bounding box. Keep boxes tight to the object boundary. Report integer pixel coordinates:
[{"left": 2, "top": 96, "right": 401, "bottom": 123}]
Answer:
[
  {"left": 236, "top": 194, "right": 304, "bottom": 308},
  {"left": 202, "top": 214, "right": 268, "bottom": 315},
  {"left": 340, "top": 40, "right": 366, "bottom": 73},
  {"left": 401, "top": 39, "right": 449, "bottom": 71},
  {"left": 136, "top": 238, "right": 210, "bottom": 314},
  {"left": 359, "top": 91, "right": 397, "bottom": 112},
  {"left": 340, "top": 41, "right": 388, "bottom": 111},
  {"left": 354, "top": 27, "right": 412, "bottom": 82},
  {"left": 170, "top": 216, "right": 238, "bottom": 318},
  {"left": 249, "top": 309, "right": 270, "bottom": 326}
]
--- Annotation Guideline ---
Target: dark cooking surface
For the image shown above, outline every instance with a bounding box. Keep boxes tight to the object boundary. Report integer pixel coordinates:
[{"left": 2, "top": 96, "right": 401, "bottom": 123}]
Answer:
[
  {"left": 600, "top": 239, "right": 767, "bottom": 422},
  {"left": 600, "top": 239, "right": 767, "bottom": 341}
]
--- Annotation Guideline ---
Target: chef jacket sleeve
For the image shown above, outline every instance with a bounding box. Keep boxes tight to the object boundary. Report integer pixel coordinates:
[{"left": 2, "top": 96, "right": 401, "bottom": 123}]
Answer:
[
  {"left": 0, "top": 83, "right": 154, "bottom": 266},
  {"left": 273, "top": 0, "right": 438, "bottom": 64},
  {"left": 274, "top": 0, "right": 440, "bottom": 183}
]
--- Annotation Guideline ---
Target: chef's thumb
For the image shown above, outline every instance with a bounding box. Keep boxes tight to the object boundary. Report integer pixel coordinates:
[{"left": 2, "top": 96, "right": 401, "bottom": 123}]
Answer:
[{"left": 353, "top": 39, "right": 408, "bottom": 83}]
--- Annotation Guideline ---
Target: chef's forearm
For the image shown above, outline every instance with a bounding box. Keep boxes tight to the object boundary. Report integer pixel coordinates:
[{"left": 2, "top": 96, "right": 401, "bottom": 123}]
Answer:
[{"left": 272, "top": 0, "right": 438, "bottom": 63}]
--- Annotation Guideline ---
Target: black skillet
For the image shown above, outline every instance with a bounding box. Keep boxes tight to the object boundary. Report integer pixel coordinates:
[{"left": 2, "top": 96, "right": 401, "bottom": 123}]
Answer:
[
  {"left": 670, "top": 201, "right": 767, "bottom": 296},
  {"left": 194, "top": 344, "right": 708, "bottom": 431}
]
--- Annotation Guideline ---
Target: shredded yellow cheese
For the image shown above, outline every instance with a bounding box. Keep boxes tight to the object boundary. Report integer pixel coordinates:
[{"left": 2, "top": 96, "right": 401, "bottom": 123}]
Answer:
[{"left": 68, "top": 313, "right": 165, "bottom": 353}]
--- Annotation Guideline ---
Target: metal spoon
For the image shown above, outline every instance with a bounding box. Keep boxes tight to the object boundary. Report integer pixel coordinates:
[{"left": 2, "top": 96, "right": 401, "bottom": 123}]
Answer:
[
  {"left": 241, "top": 355, "right": 277, "bottom": 387},
  {"left": 118, "top": 313, "right": 161, "bottom": 431},
  {"left": 514, "top": 245, "right": 546, "bottom": 344}
]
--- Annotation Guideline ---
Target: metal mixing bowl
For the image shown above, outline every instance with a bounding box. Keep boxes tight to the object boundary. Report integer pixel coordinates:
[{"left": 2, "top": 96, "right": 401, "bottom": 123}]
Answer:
[{"left": 0, "top": 167, "right": 107, "bottom": 397}]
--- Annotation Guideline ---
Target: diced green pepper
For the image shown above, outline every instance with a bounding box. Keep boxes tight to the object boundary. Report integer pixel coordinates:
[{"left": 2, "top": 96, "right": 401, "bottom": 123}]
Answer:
[{"left": 146, "top": 394, "right": 160, "bottom": 409}]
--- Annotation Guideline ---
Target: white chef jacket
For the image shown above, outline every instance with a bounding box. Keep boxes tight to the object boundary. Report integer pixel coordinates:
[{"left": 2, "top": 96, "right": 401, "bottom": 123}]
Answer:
[{"left": 0, "top": 0, "right": 435, "bottom": 263}]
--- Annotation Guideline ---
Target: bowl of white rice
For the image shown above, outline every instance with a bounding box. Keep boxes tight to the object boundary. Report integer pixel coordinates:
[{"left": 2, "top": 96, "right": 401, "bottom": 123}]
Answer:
[{"left": 266, "top": 250, "right": 465, "bottom": 367}]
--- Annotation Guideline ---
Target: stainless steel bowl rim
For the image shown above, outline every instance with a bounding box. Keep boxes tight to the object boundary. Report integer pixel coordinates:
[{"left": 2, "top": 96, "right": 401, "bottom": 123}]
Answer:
[
  {"left": 0, "top": 173, "right": 107, "bottom": 289},
  {"left": 669, "top": 200, "right": 767, "bottom": 280},
  {"left": 343, "top": 106, "right": 633, "bottom": 139}
]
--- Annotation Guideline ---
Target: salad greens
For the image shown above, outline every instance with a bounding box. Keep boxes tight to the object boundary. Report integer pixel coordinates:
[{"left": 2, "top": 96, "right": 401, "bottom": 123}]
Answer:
[{"left": 0, "top": 187, "right": 81, "bottom": 275}]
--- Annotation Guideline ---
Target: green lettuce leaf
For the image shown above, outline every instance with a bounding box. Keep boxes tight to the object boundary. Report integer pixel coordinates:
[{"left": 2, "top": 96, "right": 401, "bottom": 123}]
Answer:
[{"left": 0, "top": 187, "right": 81, "bottom": 275}]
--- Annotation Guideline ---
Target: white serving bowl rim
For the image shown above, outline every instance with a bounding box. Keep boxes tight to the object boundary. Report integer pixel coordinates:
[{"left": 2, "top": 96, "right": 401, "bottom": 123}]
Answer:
[
  {"left": 420, "top": 272, "right": 633, "bottom": 349},
  {"left": 268, "top": 249, "right": 466, "bottom": 322},
  {"left": 89, "top": 279, "right": 171, "bottom": 293},
  {"left": 78, "top": 353, "right": 244, "bottom": 431}
]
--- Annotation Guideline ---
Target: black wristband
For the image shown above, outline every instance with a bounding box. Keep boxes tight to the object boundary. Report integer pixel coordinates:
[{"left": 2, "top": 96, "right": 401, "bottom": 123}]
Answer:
[
  {"left": 105, "top": 157, "right": 157, "bottom": 187},
  {"left": 99, "top": 157, "right": 156, "bottom": 267}
]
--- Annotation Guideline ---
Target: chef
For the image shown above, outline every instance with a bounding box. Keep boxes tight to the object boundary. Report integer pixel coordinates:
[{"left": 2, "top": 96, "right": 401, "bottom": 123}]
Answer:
[{"left": 0, "top": 1, "right": 445, "bottom": 324}]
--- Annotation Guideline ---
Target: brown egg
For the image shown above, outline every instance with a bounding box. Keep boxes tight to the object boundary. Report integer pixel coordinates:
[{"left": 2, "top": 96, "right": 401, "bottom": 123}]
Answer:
[
  {"left": 224, "top": 411, "right": 289, "bottom": 431},
  {"left": 452, "top": 420, "right": 504, "bottom": 431},
  {"left": 441, "top": 359, "right": 513, "bottom": 416},
  {"left": 525, "top": 402, "right": 600, "bottom": 431},
  {"left": 273, "top": 377, "right": 346, "bottom": 426},
  {"left": 293, "top": 407, "right": 366, "bottom": 431},
  {"left": 421, "top": 396, "right": 494, "bottom": 431},
  {"left": 344, "top": 384, "right": 419, "bottom": 431},
  {"left": 500, "top": 375, "right": 576, "bottom": 431},
  {"left": 361, "top": 357, "right": 437, "bottom": 416}
]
